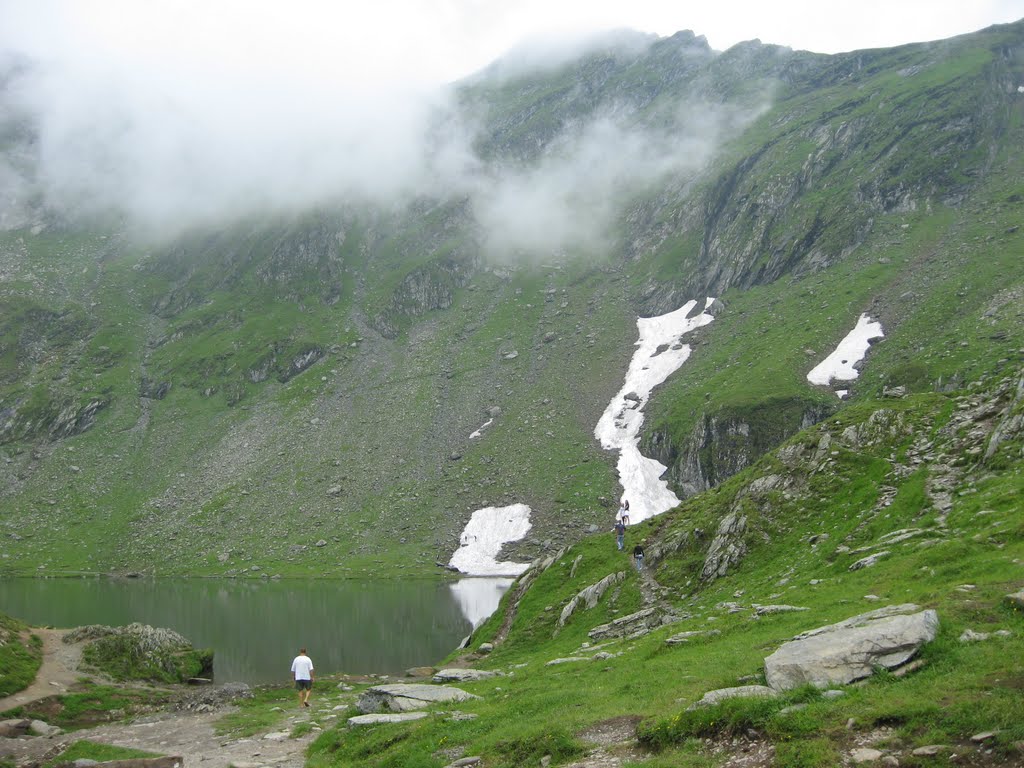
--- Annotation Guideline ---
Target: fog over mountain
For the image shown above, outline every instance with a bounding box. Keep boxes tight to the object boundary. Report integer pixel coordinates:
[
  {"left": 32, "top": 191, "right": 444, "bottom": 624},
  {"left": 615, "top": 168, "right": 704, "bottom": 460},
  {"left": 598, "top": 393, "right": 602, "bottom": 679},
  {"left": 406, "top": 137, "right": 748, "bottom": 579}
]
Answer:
[{"left": 0, "top": 7, "right": 765, "bottom": 257}]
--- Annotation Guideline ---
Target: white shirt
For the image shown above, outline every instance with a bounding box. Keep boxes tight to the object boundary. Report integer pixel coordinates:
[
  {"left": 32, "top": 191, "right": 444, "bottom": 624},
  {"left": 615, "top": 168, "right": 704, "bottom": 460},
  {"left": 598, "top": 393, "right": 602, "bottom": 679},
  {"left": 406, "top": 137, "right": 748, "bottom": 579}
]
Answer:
[{"left": 291, "top": 654, "right": 314, "bottom": 680}]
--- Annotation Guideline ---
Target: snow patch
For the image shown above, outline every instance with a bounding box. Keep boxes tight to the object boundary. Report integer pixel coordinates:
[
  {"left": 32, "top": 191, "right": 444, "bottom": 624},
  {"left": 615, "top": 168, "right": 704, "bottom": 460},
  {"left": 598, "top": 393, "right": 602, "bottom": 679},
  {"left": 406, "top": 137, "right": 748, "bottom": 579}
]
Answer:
[
  {"left": 594, "top": 298, "right": 716, "bottom": 524},
  {"left": 450, "top": 577, "right": 515, "bottom": 628},
  {"left": 807, "top": 314, "right": 884, "bottom": 393},
  {"left": 469, "top": 418, "right": 493, "bottom": 439},
  {"left": 449, "top": 504, "right": 532, "bottom": 576}
]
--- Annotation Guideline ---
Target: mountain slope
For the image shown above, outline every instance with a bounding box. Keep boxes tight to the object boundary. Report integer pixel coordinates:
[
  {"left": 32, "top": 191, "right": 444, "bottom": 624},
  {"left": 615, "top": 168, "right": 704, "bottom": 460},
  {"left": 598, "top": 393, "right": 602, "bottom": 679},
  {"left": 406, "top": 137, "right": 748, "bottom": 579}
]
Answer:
[{"left": 0, "top": 21, "right": 1022, "bottom": 575}]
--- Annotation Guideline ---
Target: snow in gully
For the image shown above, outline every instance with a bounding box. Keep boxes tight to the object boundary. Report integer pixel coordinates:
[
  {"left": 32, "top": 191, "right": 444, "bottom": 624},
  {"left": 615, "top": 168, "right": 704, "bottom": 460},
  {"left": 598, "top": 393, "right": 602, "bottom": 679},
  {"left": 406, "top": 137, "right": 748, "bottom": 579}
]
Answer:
[
  {"left": 594, "top": 298, "right": 716, "bottom": 523},
  {"left": 449, "top": 298, "right": 716, "bottom": 579}
]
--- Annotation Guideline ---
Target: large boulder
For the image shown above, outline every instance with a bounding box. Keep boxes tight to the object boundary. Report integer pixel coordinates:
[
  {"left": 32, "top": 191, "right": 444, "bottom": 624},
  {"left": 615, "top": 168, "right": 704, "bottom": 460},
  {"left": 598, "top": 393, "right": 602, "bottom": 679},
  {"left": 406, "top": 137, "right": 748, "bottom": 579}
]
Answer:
[
  {"left": 764, "top": 604, "right": 939, "bottom": 690},
  {"left": 356, "top": 683, "right": 479, "bottom": 714}
]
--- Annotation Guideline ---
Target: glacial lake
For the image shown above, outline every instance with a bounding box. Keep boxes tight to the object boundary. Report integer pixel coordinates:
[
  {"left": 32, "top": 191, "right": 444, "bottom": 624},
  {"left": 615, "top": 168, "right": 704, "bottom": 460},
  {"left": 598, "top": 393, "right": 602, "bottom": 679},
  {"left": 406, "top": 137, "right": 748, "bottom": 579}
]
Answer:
[{"left": 0, "top": 576, "right": 513, "bottom": 684}]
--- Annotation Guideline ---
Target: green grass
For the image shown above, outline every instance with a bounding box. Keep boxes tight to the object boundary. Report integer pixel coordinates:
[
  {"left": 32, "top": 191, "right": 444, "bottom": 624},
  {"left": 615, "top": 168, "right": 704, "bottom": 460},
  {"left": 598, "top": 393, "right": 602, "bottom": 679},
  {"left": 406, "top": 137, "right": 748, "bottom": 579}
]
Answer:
[
  {"left": 302, "top": 367, "right": 1024, "bottom": 767},
  {"left": 0, "top": 614, "right": 42, "bottom": 697},
  {"left": 214, "top": 685, "right": 304, "bottom": 738},
  {"left": 2, "top": 683, "right": 173, "bottom": 728},
  {"left": 42, "top": 740, "right": 159, "bottom": 768}
]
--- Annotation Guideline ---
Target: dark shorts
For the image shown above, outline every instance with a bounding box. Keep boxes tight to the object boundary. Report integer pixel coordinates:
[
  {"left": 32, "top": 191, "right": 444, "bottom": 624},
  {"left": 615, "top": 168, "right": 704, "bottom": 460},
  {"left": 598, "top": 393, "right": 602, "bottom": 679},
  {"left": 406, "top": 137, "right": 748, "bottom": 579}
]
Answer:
[{"left": 295, "top": 679, "right": 312, "bottom": 690}]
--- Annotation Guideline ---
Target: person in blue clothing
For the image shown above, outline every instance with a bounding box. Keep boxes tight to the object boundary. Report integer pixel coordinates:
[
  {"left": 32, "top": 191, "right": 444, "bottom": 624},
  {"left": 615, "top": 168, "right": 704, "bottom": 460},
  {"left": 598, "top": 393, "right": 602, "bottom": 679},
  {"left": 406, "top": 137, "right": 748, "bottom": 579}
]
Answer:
[
  {"left": 633, "top": 542, "right": 645, "bottom": 571},
  {"left": 614, "top": 519, "right": 626, "bottom": 551}
]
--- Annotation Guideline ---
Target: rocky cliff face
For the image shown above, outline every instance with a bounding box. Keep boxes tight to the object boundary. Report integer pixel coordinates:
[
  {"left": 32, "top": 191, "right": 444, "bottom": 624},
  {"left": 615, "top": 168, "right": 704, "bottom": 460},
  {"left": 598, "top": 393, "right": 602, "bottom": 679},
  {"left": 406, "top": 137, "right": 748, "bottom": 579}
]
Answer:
[{"left": 643, "top": 398, "right": 831, "bottom": 499}]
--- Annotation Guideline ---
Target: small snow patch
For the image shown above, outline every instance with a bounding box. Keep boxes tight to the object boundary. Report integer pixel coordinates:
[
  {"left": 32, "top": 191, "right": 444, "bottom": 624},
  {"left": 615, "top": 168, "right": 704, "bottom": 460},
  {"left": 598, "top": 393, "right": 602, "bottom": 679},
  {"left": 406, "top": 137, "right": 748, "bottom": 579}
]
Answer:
[
  {"left": 449, "top": 504, "right": 531, "bottom": 576},
  {"left": 807, "top": 314, "right": 883, "bottom": 390}
]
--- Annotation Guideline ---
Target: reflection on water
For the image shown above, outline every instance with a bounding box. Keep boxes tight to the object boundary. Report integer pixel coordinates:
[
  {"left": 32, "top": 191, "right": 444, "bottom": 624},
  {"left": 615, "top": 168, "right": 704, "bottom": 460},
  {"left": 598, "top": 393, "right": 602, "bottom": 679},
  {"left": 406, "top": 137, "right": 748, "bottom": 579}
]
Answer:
[
  {"left": 449, "top": 577, "right": 514, "bottom": 628},
  {"left": 0, "top": 577, "right": 512, "bottom": 683}
]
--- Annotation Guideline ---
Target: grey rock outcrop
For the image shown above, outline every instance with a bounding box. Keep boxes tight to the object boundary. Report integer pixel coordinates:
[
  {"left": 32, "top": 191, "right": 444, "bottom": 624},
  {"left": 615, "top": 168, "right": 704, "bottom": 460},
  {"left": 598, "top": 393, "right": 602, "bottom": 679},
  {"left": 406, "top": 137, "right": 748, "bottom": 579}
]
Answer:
[
  {"left": 687, "top": 685, "right": 777, "bottom": 710},
  {"left": 849, "top": 551, "right": 890, "bottom": 570},
  {"left": 665, "top": 629, "right": 721, "bottom": 645},
  {"left": 356, "top": 683, "right": 479, "bottom": 714},
  {"left": 764, "top": 604, "right": 939, "bottom": 690},
  {"left": 588, "top": 607, "right": 679, "bottom": 641},
  {"left": 700, "top": 513, "right": 747, "bottom": 582},
  {"left": 432, "top": 668, "right": 501, "bottom": 683},
  {"left": 753, "top": 605, "right": 809, "bottom": 616},
  {"left": 348, "top": 712, "right": 429, "bottom": 726},
  {"left": 558, "top": 572, "right": 625, "bottom": 627}
]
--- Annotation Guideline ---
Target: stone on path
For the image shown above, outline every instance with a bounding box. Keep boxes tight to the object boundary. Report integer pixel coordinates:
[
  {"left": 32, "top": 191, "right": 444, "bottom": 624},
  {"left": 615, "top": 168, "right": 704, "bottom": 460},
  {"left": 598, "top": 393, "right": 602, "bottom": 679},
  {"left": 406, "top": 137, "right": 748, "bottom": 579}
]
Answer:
[
  {"left": 912, "top": 745, "right": 948, "bottom": 756},
  {"left": 764, "top": 604, "right": 939, "bottom": 690},
  {"left": 687, "top": 685, "right": 777, "bottom": 710},
  {"left": 348, "top": 712, "right": 429, "bottom": 727},
  {"left": 28, "top": 719, "right": 62, "bottom": 737},
  {"left": 356, "top": 683, "right": 479, "bottom": 714}
]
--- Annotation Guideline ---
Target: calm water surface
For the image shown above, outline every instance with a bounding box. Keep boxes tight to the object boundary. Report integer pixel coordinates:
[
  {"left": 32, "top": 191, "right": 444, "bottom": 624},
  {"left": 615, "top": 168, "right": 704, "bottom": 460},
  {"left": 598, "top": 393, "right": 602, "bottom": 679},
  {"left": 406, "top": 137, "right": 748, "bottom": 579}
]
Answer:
[{"left": 0, "top": 576, "right": 512, "bottom": 683}]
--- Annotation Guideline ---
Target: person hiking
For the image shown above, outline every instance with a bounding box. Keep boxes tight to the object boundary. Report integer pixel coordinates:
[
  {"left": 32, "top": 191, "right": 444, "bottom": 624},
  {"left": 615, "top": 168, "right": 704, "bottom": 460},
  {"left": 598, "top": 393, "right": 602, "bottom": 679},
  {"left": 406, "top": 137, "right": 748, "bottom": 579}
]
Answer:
[
  {"left": 614, "top": 519, "right": 626, "bottom": 551},
  {"left": 633, "top": 542, "right": 645, "bottom": 572},
  {"left": 291, "top": 647, "right": 315, "bottom": 708},
  {"left": 616, "top": 499, "right": 630, "bottom": 526}
]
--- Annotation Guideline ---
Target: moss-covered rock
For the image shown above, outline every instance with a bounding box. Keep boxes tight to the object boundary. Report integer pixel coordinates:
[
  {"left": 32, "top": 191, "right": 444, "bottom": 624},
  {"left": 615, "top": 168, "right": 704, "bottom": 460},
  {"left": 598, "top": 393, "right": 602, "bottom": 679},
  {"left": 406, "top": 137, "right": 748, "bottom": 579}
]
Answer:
[{"left": 67, "top": 623, "right": 213, "bottom": 684}]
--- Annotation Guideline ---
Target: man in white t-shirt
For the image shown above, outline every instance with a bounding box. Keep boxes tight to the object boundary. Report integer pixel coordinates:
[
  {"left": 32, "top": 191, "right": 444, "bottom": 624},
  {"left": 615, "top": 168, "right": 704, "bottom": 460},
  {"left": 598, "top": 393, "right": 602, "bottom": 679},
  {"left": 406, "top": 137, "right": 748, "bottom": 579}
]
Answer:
[{"left": 290, "top": 648, "right": 315, "bottom": 708}]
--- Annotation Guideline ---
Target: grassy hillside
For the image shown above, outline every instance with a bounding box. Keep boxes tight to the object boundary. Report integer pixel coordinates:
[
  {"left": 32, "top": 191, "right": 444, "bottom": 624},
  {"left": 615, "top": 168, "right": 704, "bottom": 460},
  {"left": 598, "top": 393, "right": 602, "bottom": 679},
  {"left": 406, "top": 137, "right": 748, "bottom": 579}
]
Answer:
[
  {"left": 0, "top": 21, "right": 1023, "bottom": 576},
  {"left": 300, "top": 368, "right": 1024, "bottom": 767}
]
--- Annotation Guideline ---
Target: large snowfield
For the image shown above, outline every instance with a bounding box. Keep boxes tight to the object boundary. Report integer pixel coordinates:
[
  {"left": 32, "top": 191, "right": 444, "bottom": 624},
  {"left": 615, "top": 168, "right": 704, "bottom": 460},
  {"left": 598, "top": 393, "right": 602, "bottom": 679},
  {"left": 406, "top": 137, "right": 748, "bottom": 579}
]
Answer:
[{"left": 594, "top": 298, "right": 716, "bottom": 523}]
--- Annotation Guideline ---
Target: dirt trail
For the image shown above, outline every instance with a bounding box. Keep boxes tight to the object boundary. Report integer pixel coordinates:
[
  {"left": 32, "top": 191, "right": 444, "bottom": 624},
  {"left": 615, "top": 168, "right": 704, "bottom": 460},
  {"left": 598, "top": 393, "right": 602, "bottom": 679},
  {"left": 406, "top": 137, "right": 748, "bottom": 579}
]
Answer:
[
  {"left": 0, "top": 629, "right": 318, "bottom": 768},
  {"left": 1, "top": 701, "right": 322, "bottom": 768},
  {"left": 0, "top": 629, "right": 83, "bottom": 713}
]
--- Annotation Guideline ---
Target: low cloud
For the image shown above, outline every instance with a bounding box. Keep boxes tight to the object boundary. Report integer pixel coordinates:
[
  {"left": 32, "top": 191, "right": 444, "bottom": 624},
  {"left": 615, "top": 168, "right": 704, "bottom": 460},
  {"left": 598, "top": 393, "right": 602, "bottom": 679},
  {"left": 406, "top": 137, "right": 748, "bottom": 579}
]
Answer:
[
  {"left": 0, "top": 5, "right": 767, "bottom": 256},
  {"left": 470, "top": 102, "right": 760, "bottom": 259}
]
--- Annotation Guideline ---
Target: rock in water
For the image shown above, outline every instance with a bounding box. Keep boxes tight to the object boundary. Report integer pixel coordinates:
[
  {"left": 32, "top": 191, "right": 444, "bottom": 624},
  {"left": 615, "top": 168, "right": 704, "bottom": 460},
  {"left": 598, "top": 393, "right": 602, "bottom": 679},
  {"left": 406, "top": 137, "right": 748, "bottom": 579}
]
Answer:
[{"left": 764, "top": 604, "right": 939, "bottom": 690}]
